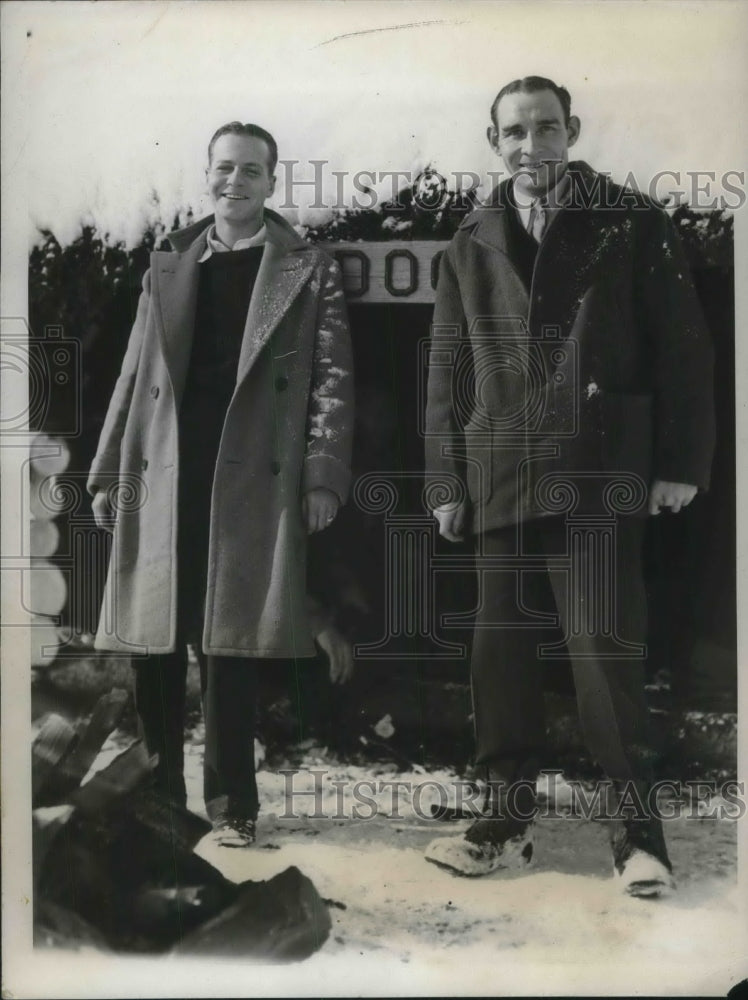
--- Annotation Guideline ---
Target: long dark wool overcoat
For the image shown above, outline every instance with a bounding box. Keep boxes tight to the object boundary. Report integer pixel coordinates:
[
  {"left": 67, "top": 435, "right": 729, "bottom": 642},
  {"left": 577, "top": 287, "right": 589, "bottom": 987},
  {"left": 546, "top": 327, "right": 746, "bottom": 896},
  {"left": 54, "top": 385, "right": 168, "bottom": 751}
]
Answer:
[{"left": 425, "top": 161, "right": 715, "bottom": 533}]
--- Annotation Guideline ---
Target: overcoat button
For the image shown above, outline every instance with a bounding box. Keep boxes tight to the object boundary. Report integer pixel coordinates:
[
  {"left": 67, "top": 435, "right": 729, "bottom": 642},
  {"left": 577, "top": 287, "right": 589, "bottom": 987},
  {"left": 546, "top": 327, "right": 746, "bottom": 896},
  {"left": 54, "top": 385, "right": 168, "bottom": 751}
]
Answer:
[
  {"left": 275, "top": 376, "right": 289, "bottom": 392},
  {"left": 141, "top": 458, "right": 149, "bottom": 470},
  {"left": 270, "top": 461, "right": 281, "bottom": 475},
  {"left": 150, "top": 385, "right": 160, "bottom": 398}
]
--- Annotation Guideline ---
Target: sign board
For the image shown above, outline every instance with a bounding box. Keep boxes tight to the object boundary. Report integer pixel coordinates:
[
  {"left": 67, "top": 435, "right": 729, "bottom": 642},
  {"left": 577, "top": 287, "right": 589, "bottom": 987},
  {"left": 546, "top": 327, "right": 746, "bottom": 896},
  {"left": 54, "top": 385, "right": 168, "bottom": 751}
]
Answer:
[{"left": 326, "top": 240, "right": 450, "bottom": 304}]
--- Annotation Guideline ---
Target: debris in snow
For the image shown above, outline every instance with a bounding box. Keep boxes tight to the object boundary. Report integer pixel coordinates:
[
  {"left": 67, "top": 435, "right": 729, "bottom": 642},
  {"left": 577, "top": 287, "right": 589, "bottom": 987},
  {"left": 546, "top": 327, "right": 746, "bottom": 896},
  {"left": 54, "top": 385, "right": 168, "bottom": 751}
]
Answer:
[
  {"left": 374, "top": 714, "right": 395, "bottom": 740},
  {"left": 322, "top": 897, "right": 348, "bottom": 911}
]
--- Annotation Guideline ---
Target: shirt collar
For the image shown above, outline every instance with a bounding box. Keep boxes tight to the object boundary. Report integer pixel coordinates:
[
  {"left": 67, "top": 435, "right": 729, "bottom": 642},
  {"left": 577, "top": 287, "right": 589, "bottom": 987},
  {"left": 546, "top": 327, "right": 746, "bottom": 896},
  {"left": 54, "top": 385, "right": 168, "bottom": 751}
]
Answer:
[
  {"left": 198, "top": 223, "right": 267, "bottom": 263},
  {"left": 513, "top": 169, "right": 572, "bottom": 232},
  {"left": 543, "top": 169, "right": 572, "bottom": 209}
]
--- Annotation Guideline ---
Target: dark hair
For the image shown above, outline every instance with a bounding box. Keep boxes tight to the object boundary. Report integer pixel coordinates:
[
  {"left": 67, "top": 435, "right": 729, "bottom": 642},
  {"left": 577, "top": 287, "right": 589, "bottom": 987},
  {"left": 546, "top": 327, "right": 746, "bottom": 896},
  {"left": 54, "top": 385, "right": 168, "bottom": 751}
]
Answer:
[
  {"left": 207, "top": 122, "right": 278, "bottom": 174},
  {"left": 490, "top": 76, "right": 572, "bottom": 129}
]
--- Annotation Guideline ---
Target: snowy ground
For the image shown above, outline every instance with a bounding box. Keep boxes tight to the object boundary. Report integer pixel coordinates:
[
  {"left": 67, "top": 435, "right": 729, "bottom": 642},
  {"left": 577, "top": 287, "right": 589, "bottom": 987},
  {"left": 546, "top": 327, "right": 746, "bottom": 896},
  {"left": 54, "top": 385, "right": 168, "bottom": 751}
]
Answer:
[
  {"left": 71, "top": 726, "right": 740, "bottom": 995},
  {"left": 64, "top": 723, "right": 744, "bottom": 993}
]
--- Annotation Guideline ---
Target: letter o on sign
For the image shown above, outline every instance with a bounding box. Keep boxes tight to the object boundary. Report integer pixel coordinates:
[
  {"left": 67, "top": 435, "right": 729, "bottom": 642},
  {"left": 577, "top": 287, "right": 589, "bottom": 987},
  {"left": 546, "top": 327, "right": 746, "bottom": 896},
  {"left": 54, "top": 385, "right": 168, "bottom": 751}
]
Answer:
[
  {"left": 334, "top": 250, "right": 370, "bottom": 298},
  {"left": 384, "top": 249, "right": 418, "bottom": 297}
]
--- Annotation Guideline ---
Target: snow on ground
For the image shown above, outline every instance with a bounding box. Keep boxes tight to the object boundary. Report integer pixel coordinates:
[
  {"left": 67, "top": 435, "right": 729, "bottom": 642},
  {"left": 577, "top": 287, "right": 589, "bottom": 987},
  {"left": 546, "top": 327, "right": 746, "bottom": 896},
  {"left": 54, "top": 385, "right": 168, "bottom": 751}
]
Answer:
[
  {"left": 191, "top": 740, "right": 740, "bottom": 993},
  {"left": 80, "top": 727, "right": 743, "bottom": 994}
]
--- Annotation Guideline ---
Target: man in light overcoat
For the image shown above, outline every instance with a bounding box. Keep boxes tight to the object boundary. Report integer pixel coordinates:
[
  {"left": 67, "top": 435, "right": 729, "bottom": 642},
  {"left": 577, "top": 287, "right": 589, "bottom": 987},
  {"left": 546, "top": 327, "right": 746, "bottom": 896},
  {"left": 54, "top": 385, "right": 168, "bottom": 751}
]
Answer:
[
  {"left": 89, "top": 122, "right": 353, "bottom": 845},
  {"left": 424, "top": 77, "right": 715, "bottom": 895}
]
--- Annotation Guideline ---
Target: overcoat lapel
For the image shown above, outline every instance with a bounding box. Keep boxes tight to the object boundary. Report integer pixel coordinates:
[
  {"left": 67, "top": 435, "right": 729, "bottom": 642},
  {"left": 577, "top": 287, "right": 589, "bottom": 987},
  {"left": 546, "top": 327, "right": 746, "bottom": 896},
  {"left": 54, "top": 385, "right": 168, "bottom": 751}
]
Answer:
[
  {"left": 152, "top": 237, "right": 205, "bottom": 406},
  {"left": 235, "top": 240, "right": 314, "bottom": 386},
  {"left": 461, "top": 205, "right": 532, "bottom": 332},
  {"left": 530, "top": 170, "right": 633, "bottom": 341},
  {"left": 463, "top": 168, "right": 631, "bottom": 345},
  {"left": 462, "top": 205, "right": 514, "bottom": 259},
  {"left": 153, "top": 213, "right": 315, "bottom": 401}
]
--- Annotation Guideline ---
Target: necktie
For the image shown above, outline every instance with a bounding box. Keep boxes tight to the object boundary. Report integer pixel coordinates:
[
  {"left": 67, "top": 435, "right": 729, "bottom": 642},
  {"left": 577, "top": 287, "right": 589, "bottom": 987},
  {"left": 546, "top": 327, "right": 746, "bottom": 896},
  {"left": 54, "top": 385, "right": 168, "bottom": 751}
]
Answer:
[{"left": 529, "top": 200, "right": 548, "bottom": 243}]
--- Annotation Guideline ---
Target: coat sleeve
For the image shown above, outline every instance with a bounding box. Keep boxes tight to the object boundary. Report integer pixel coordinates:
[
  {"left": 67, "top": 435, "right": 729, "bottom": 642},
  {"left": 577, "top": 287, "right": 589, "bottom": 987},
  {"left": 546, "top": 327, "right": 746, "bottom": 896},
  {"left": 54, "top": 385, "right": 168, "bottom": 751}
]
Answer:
[
  {"left": 634, "top": 208, "right": 716, "bottom": 490},
  {"left": 87, "top": 268, "right": 150, "bottom": 496},
  {"left": 424, "top": 241, "right": 471, "bottom": 509},
  {"left": 300, "top": 256, "right": 354, "bottom": 504}
]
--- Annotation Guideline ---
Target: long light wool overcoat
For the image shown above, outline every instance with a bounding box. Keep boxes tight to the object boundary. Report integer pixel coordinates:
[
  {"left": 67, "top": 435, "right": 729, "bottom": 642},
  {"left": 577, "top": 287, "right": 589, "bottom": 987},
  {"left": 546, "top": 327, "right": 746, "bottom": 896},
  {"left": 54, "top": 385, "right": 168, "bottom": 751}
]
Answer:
[{"left": 88, "top": 210, "right": 353, "bottom": 657}]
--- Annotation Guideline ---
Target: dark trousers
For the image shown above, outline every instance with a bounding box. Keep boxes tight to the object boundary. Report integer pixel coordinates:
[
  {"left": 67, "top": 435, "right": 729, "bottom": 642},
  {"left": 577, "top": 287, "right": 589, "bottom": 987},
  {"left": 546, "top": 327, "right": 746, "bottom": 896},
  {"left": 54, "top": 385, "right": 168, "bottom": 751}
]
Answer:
[
  {"left": 132, "top": 646, "right": 260, "bottom": 820},
  {"left": 471, "top": 515, "right": 654, "bottom": 785},
  {"left": 129, "top": 431, "right": 263, "bottom": 821}
]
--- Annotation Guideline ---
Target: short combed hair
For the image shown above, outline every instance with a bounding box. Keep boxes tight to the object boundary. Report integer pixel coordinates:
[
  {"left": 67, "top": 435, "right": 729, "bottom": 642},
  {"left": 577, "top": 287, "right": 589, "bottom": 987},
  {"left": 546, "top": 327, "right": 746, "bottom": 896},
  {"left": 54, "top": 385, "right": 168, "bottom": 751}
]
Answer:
[
  {"left": 207, "top": 122, "right": 278, "bottom": 174},
  {"left": 490, "top": 76, "right": 572, "bottom": 129}
]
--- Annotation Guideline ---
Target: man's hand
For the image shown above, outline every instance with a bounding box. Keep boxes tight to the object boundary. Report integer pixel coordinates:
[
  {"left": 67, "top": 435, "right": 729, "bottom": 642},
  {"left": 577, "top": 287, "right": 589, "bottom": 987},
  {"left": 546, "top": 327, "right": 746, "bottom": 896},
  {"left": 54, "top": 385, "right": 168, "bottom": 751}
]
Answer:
[
  {"left": 315, "top": 624, "right": 354, "bottom": 684},
  {"left": 92, "top": 491, "right": 116, "bottom": 532},
  {"left": 433, "top": 502, "right": 466, "bottom": 542},
  {"left": 302, "top": 487, "right": 340, "bottom": 534},
  {"left": 648, "top": 480, "right": 697, "bottom": 515}
]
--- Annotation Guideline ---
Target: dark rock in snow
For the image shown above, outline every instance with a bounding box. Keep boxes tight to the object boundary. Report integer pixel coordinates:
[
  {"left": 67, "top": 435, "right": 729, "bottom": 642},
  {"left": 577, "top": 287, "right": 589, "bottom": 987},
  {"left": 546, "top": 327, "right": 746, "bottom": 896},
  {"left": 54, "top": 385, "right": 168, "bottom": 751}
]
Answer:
[{"left": 174, "top": 866, "right": 332, "bottom": 961}]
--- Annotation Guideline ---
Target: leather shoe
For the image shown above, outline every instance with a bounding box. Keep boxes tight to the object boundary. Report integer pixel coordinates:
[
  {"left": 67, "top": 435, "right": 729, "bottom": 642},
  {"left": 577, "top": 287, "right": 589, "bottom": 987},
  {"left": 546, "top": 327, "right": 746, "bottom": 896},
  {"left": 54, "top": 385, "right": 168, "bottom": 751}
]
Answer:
[{"left": 211, "top": 814, "right": 257, "bottom": 848}]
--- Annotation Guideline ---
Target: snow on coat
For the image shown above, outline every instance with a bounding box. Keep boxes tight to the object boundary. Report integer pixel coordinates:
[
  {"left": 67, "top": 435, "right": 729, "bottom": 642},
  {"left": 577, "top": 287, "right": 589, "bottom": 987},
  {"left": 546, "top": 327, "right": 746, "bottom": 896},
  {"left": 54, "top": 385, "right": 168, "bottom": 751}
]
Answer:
[
  {"left": 88, "top": 210, "right": 353, "bottom": 657},
  {"left": 425, "top": 162, "right": 716, "bottom": 533}
]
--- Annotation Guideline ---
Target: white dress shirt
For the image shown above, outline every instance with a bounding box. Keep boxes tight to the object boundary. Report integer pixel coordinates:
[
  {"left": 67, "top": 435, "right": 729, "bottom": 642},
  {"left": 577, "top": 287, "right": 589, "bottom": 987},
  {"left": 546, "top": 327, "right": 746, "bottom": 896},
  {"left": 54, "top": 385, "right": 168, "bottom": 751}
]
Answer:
[
  {"left": 198, "top": 223, "right": 267, "bottom": 263},
  {"left": 514, "top": 171, "right": 572, "bottom": 242}
]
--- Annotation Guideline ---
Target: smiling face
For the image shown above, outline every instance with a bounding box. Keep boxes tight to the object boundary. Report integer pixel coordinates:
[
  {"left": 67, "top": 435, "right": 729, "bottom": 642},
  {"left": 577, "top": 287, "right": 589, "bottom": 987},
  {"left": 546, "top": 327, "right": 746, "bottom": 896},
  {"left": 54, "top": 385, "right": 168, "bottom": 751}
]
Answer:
[
  {"left": 206, "top": 133, "right": 276, "bottom": 242},
  {"left": 488, "top": 89, "right": 580, "bottom": 199}
]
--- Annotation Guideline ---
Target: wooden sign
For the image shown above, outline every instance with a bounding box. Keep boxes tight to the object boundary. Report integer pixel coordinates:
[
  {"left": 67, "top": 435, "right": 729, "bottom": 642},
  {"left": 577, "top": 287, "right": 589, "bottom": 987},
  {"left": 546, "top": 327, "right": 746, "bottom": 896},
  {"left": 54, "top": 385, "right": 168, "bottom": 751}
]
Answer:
[{"left": 326, "top": 240, "right": 450, "bottom": 304}]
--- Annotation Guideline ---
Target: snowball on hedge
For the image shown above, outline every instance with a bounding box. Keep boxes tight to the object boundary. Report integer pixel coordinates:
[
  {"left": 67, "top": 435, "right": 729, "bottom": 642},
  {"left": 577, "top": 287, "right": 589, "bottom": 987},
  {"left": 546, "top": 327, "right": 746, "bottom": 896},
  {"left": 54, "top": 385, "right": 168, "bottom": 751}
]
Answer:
[
  {"left": 298, "top": 205, "right": 335, "bottom": 229},
  {"left": 414, "top": 169, "right": 447, "bottom": 209}
]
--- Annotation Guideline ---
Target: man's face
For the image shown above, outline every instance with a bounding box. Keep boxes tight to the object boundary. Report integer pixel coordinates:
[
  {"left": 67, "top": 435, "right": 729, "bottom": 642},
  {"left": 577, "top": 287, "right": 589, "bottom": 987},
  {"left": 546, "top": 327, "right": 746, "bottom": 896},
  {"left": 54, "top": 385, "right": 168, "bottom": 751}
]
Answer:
[
  {"left": 206, "top": 133, "right": 276, "bottom": 231},
  {"left": 488, "top": 89, "right": 580, "bottom": 199}
]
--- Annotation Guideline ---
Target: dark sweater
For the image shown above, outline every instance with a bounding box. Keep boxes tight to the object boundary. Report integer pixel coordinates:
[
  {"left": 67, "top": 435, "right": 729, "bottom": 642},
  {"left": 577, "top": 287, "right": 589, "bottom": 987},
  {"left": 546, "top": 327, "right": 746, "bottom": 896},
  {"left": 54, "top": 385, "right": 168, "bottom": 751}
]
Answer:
[
  {"left": 183, "top": 246, "right": 264, "bottom": 405},
  {"left": 177, "top": 246, "right": 264, "bottom": 618}
]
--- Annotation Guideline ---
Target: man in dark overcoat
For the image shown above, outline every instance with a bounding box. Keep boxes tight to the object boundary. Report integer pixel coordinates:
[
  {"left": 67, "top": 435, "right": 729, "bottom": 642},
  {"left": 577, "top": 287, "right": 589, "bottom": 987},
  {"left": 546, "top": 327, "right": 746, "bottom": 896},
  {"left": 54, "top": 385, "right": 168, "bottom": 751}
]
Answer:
[
  {"left": 88, "top": 122, "right": 353, "bottom": 845},
  {"left": 424, "top": 77, "right": 715, "bottom": 895}
]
